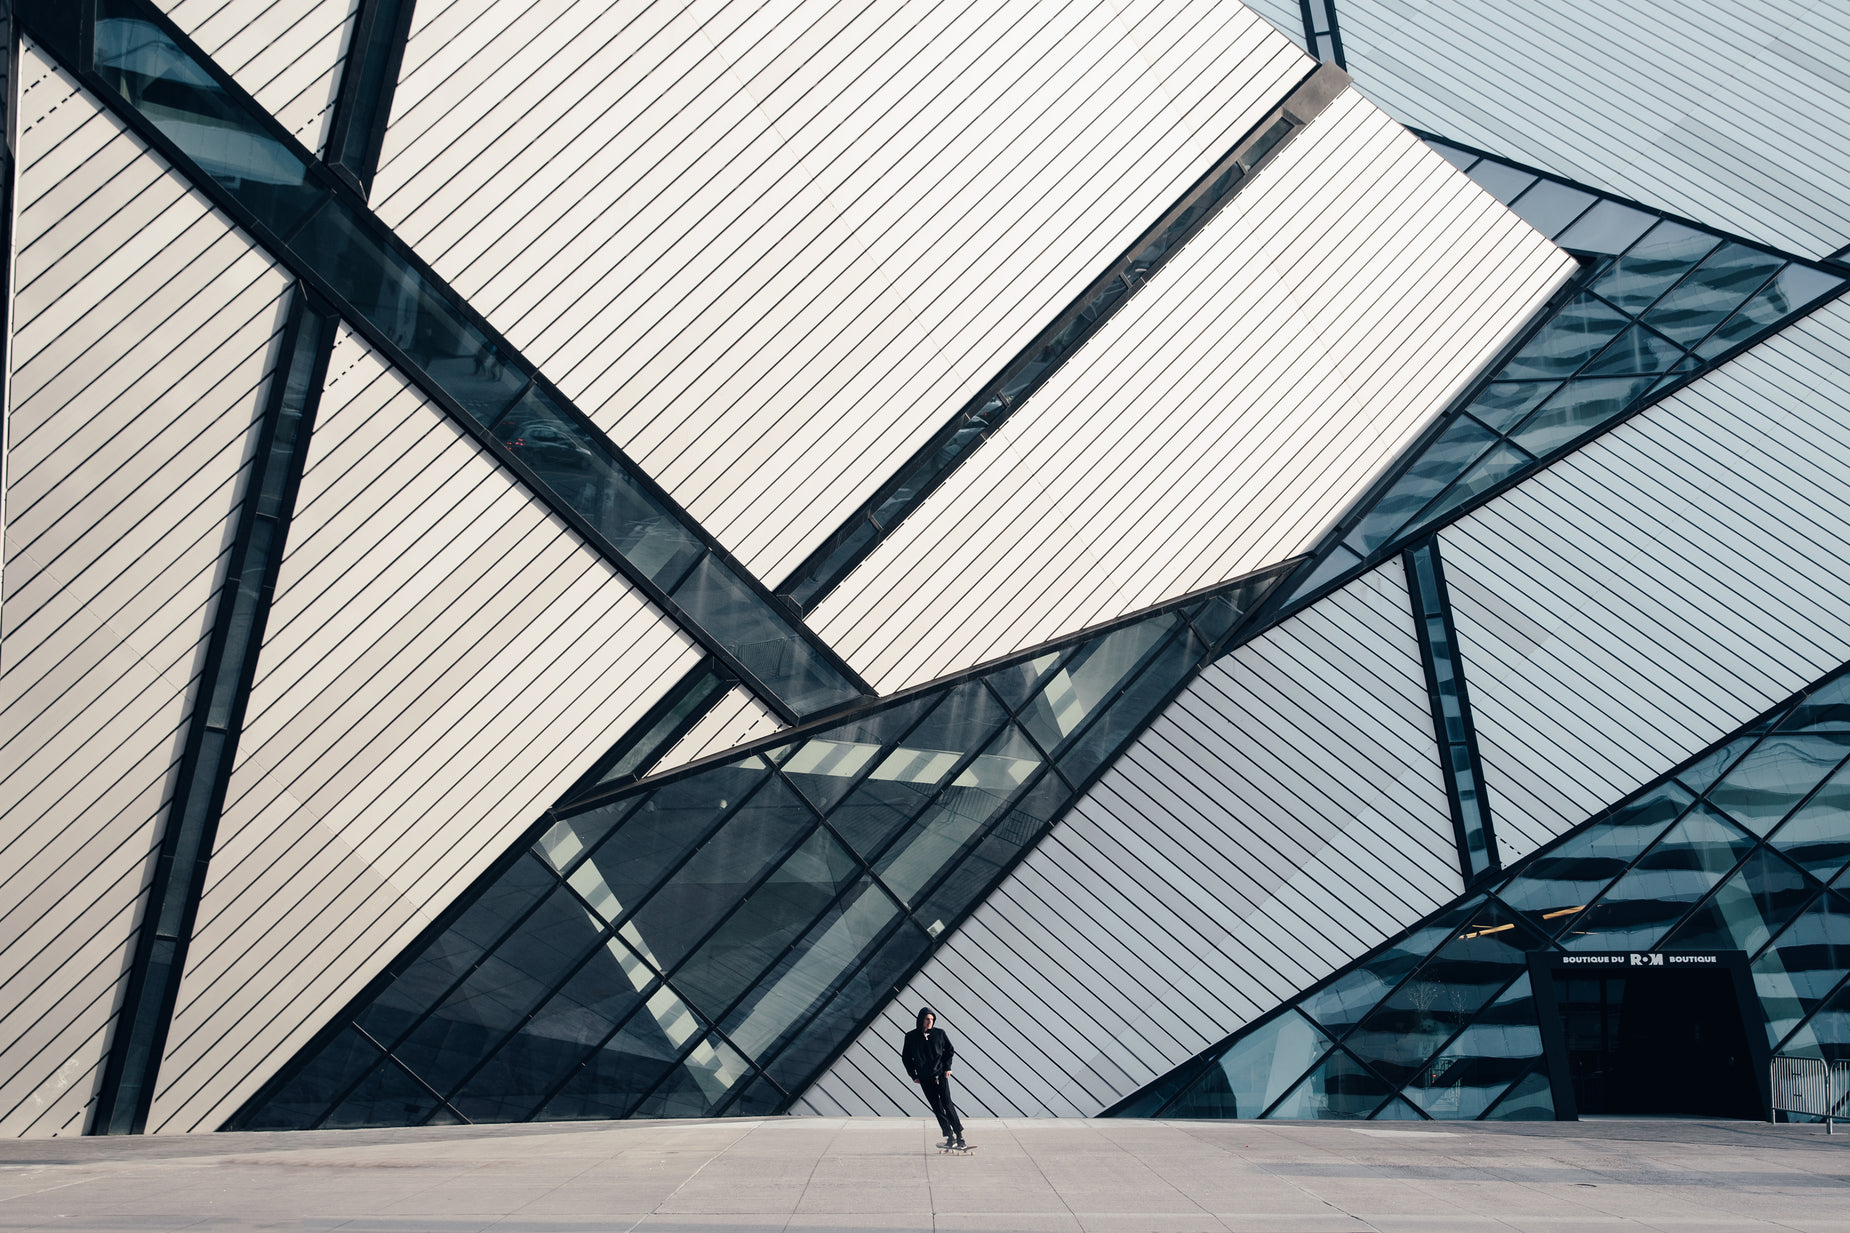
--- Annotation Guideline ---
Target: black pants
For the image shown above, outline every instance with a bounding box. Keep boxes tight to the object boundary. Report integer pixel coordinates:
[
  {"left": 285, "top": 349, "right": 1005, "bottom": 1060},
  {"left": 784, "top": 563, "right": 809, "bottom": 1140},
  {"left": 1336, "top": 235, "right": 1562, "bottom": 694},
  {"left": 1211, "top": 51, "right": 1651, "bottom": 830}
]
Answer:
[{"left": 920, "top": 1073, "right": 963, "bottom": 1138}]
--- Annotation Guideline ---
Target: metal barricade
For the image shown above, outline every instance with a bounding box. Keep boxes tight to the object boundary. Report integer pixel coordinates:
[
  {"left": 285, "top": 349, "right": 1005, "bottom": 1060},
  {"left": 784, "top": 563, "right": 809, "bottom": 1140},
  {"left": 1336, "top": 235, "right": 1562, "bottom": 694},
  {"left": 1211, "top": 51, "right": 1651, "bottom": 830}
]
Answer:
[{"left": 1771, "top": 1054, "right": 1849, "bottom": 1132}]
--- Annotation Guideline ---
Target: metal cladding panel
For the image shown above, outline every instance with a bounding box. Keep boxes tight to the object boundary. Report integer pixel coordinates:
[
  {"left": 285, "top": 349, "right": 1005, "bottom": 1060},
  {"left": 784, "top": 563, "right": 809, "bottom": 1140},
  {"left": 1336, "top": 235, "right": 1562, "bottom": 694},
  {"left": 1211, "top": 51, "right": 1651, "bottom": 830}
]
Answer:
[
  {"left": 1440, "top": 296, "right": 1850, "bottom": 870},
  {"left": 649, "top": 684, "right": 783, "bottom": 775},
  {"left": 798, "top": 565, "right": 1462, "bottom": 1117},
  {"left": 0, "top": 44, "right": 289, "bottom": 1138},
  {"left": 146, "top": 327, "right": 703, "bottom": 1133},
  {"left": 158, "top": 0, "right": 360, "bottom": 156},
  {"left": 1333, "top": 0, "right": 1850, "bottom": 260},
  {"left": 370, "top": 0, "right": 1310, "bottom": 579},
  {"left": 812, "top": 87, "right": 1575, "bottom": 693}
]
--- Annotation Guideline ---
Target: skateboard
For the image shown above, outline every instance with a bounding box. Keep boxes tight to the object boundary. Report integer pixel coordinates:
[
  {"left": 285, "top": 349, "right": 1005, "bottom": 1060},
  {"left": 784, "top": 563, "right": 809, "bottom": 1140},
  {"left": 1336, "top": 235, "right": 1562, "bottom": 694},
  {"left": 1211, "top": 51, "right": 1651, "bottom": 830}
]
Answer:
[{"left": 937, "top": 1143, "right": 977, "bottom": 1155}]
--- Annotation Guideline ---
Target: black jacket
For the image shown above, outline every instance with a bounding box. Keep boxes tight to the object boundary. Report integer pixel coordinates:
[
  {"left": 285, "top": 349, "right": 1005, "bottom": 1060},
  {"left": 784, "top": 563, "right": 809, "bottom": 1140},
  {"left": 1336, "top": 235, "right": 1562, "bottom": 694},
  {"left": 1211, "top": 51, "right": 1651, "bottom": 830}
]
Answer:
[{"left": 901, "top": 1026, "right": 955, "bottom": 1080}]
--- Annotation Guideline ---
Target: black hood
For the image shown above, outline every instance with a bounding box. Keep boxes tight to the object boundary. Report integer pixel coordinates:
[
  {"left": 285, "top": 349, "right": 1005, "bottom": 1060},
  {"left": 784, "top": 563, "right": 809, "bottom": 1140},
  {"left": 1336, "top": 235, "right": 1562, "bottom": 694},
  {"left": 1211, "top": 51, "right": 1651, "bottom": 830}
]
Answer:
[{"left": 915, "top": 1006, "right": 936, "bottom": 1031}]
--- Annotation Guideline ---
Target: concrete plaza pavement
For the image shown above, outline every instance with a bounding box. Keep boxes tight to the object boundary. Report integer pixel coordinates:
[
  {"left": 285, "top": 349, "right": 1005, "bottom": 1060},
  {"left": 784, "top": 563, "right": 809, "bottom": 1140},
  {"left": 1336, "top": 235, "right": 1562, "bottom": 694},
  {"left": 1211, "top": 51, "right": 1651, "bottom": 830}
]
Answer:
[{"left": 0, "top": 1116, "right": 1846, "bottom": 1232}]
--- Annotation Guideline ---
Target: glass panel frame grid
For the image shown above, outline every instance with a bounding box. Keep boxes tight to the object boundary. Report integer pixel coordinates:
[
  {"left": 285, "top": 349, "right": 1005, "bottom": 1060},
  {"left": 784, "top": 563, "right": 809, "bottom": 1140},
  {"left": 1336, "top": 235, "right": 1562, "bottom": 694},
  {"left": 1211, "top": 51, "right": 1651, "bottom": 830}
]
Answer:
[
  {"left": 1110, "top": 660, "right": 1850, "bottom": 1119},
  {"left": 21, "top": 0, "right": 869, "bottom": 723},
  {"left": 230, "top": 565, "right": 1297, "bottom": 1130},
  {"left": 770, "top": 62, "right": 1351, "bottom": 616},
  {"left": 1255, "top": 133, "right": 1848, "bottom": 629}
]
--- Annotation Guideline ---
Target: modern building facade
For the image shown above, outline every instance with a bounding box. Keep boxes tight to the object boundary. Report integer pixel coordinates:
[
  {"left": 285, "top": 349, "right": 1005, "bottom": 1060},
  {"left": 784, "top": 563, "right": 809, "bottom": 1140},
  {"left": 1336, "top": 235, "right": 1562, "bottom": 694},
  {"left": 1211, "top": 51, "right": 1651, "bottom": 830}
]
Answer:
[{"left": 0, "top": 0, "right": 1844, "bottom": 1136}]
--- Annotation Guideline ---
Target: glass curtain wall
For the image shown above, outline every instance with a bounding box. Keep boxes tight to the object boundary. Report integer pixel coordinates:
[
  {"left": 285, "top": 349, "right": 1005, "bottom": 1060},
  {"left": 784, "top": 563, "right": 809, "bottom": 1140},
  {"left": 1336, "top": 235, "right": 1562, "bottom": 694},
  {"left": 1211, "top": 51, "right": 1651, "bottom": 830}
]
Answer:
[
  {"left": 1280, "top": 142, "right": 1846, "bottom": 604},
  {"left": 229, "top": 567, "right": 1292, "bottom": 1129},
  {"left": 1114, "top": 667, "right": 1850, "bottom": 1120}
]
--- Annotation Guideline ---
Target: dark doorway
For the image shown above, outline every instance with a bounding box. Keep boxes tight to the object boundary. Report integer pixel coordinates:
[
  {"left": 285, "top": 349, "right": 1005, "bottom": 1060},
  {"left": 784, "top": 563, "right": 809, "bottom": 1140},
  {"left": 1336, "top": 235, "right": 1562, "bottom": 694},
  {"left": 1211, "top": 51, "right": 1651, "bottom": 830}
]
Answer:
[{"left": 1552, "top": 967, "right": 1760, "bottom": 1118}]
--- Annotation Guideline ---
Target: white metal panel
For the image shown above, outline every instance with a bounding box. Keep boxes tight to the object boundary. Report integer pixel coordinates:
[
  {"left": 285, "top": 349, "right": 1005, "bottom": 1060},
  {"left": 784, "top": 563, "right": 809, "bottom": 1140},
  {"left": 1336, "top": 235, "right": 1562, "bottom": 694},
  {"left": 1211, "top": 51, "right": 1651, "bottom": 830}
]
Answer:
[
  {"left": 800, "top": 564, "right": 1462, "bottom": 1117},
  {"left": 651, "top": 685, "right": 784, "bottom": 775},
  {"left": 812, "top": 87, "right": 1575, "bottom": 693},
  {"left": 0, "top": 44, "right": 290, "bottom": 1139},
  {"left": 1441, "top": 295, "right": 1850, "bottom": 868},
  {"left": 372, "top": 0, "right": 1311, "bottom": 578},
  {"left": 1332, "top": 0, "right": 1850, "bottom": 260},
  {"left": 159, "top": 0, "right": 360, "bottom": 156},
  {"left": 145, "top": 326, "right": 704, "bottom": 1133}
]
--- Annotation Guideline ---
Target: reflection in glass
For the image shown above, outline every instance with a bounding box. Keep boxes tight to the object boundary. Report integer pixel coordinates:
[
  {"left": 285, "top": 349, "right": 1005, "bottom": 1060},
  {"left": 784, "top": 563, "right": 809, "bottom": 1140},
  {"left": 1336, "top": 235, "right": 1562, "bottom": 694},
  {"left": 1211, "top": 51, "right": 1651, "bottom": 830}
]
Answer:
[
  {"left": 1265, "top": 1048, "right": 1393, "bottom": 1119},
  {"left": 1401, "top": 975, "right": 1542, "bottom": 1118},
  {"left": 1706, "top": 733, "right": 1850, "bottom": 835},
  {"left": 1767, "top": 765, "right": 1850, "bottom": 882},
  {"left": 1661, "top": 847, "right": 1817, "bottom": 954},
  {"left": 239, "top": 572, "right": 1286, "bottom": 1128},
  {"left": 1163, "top": 1012, "right": 1331, "bottom": 1118},
  {"left": 1498, "top": 782, "right": 1693, "bottom": 936},
  {"left": 1562, "top": 806, "right": 1754, "bottom": 951}
]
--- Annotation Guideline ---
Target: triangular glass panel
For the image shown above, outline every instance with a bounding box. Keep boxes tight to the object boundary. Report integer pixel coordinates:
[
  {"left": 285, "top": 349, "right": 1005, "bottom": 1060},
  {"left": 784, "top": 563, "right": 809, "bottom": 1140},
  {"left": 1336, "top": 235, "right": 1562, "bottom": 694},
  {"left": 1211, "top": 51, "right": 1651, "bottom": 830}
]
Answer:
[
  {"left": 1405, "top": 442, "right": 1532, "bottom": 535},
  {"left": 1675, "top": 721, "right": 1775, "bottom": 795},
  {"left": 1780, "top": 973, "right": 1850, "bottom": 1061},
  {"left": 1588, "top": 221, "right": 1718, "bottom": 312},
  {"left": 1776, "top": 675, "right": 1850, "bottom": 734},
  {"left": 1368, "top": 1095, "right": 1428, "bottom": 1120},
  {"left": 1298, "top": 898, "right": 1488, "bottom": 1040},
  {"left": 321, "top": 1057, "right": 442, "bottom": 1130},
  {"left": 1466, "top": 159, "right": 1536, "bottom": 203},
  {"left": 1263, "top": 1047, "right": 1395, "bottom": 1119},
  {"left": 1705, "top": 732, "right": 1850, "bottom": 835},
  {"left": 1660, "top": 846, "right": 1820, "bottom": 954},
  {"left": 236, "top": 1027, "right": 384, "bottom": 1131},
  {"left": 537, "top": 986, "right": 702, "bottom": 1122},
  {"left": 1467, "top": 381, "right": 1561, "bottom": 433},
  {"left": 1641, "top": 242, "right": 1786, "bottom": 347},
  {"left": 632, "top": 1033, "right": 754, "bottom": 1118},
  {"left": 1501, "top": 294, "right": 1630, "bottom": 379},
  {"left": 1508, "top": 179, "right": 1597, "bottom": 237},
  {"left": 1480, "top": 1065, "right": 1555, "bottom": 1120},
  {"left": 1752, "top": 890, "right": 1850, "bottom": 1050},
  {"left": 1508, "top": 374, "right": 1659, "bottom": 456},
  {"left": 1695, "top": 264, "right": 1845, "bottom": 359},
  {"left": 1561, "top": 804, "right": 1756, "bottom": 951},
  {"left": 1163, "top": 1011, "right": 1334, "bottom": 1118},
  {"left": 1279, "top": 545, "right": 1365, "bottom": 608},
  {"left": 1580, "top": 324, "right": 1687, "bottom": 377},
  {"left": 1553, "top": 200, "right": 1656, "bottom": 255},
  {"left": 1400, "top": 973, "right": 1544, "bottom": 1119},
  {"left": 1345, "top": 904, "right": 1548, "bottom": 1088},
  {"left": 1498, "top": 781, "right": 1694, "bottom": 937},
  {"left": 1340, "top": 418, "right": 1499, "bottom": 555}
]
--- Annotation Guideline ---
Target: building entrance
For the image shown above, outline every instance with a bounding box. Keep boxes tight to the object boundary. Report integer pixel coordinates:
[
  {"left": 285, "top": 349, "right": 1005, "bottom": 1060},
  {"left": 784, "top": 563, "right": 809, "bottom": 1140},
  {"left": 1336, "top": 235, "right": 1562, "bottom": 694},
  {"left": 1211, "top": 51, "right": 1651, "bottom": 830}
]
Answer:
[{"left": 1534, "top": 953, "right": 1767, "bottom": 1120}]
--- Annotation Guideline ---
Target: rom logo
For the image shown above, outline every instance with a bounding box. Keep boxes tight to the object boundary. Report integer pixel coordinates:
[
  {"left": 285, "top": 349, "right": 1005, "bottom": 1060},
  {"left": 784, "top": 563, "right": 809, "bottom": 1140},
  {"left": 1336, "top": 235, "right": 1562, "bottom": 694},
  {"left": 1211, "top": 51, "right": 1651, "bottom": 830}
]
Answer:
[{"left": 1628, "top": 952, "right": 1665, "bottom": 967}]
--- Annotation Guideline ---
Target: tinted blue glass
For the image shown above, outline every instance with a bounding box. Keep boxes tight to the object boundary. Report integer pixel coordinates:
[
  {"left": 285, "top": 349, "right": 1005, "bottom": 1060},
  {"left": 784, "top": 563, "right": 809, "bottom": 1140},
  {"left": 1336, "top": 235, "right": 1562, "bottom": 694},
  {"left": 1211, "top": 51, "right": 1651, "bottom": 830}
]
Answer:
[
  {"left": 671, "top": 556, "right": 861, "bottom": 714},
  {"left": 1481, "top": 1066, "right": 1554, "bottom": 1119},
  {"left": 535, "top": 990, "right": 693, "bottom": 1122},
  {"left": 1553, "top": 200, "right": 1655, "bottom": 255},
  {"left": 1588, "top": 221, "right": 1716, "bottom": 312},
  {"left": 239, "top": 1028, "right": 382, "bottom": 1130},
  {"left": 1018, "top": 614, "right": 1178, "bottom": 756},
  {"left": 762, "top": 919, "right": 929, "bottom": 1090},
  {"left": 1164, "top": 1012, "right": 1332, "bottom": 1118},
  {"left": 93, "top": 6, "right": 324, "bottom": 237},
  {"left": 673, "top": 828, "right": 860, "bottom": 1022},
  {"left": 914, "top": 770, "right": 1067, "bottom": 929},
  {"left": 1753, "top": 891, "right": 1850, "bottom": 1049},
  {"left": 1400, "top": 974, "right": 1542, "bottom": 1119},
  {"left": 1056, "top": 625, "right": 1206, "bottom": 787},
  {"left": 1405, "top": 442, "right": 1530, "bottom": 534},
  {"left": 1343, "top": 417, "right": 1498, "bottom": 553},
  {"left": 1508, "top": 179, "right": 1595, "bottom": 237},
  {"left": 627, "top": 777, "right": 816, "bottom": 974},
  {"left": 631, "top": 1034, "right": 753, "bottom": 1118},
  {"left": 1695, "top": 264, "right": 1841, "bottom": 359},
  {"left": 1498, "top": 782, "right": 1694, "bottom": 936},
  {"left": 321, "top": 1057, "right": 441, "bottom": 1129},
  {"left": 1767, "top": 764, "right": 1850, "bottom": 882},
  {"left": 1676, "top": 722, "right": 1774, "bottom": 795},
  {"left": 1264, "top": 1047, "right": 1392, "bottom": 1119},
  {"left": 1777, "top": 676, "right": 1850, "bottom": 733},
  {"left": 1468, "top": 383, "right": 1559, "bottom": 433},
  {"left": 774, "top": 695, "right": 940, "bottom": 814},
  {"left": 1508, "top": 375, "right": 1657, "bottom": 456},
  {"left": 1580, "top": 325, "right": 1687, "bottom": 377},
  {"left": 1706, "top": 733, "right": 1850, "bottom": 835},
  {"left": 1500, "top": 295, "right": 1628, "bottom": 379},
  {"left": 1642, "top": 243, "right": 1784, "bottom": 346},
  {"left": 1662, "top": 846, "right": 1818, "bottom": 954},
  {"left": 1298, "top": 899, "right": 1486, "bottom": 1038},
  {"left": 1562, "top": 805, "right": 1755, "bottom": 951}
]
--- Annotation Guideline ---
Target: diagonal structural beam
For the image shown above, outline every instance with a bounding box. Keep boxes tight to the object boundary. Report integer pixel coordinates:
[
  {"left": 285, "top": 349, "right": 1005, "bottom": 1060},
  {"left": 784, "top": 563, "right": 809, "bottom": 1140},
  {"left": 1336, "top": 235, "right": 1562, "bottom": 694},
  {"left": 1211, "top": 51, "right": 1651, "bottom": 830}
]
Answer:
[{"left": 14, "top": 0, "right": 870, "bottom": 728}]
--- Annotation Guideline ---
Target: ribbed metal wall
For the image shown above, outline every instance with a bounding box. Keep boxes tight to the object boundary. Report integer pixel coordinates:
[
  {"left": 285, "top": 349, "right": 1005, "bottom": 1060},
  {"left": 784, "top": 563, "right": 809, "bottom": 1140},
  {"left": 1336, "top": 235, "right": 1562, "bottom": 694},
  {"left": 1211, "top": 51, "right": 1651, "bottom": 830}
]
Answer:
[
  {"left": 799, "top": 564, "right": 1460, "bottom": 1116},
  {"left": 1331, "top": 0, "right": 1850, "bottom": 259},
  {"left": 146, "top": 326, "right": 704, "bottom": 1132},
  {"left": 160, "top": 0, "right": 360, "bottom": 155},
  {"left": 370, "top": 0, "right": 1311, "bottom": 581},
  {"left": 1443, "top": 296, "right": 1850, "bottom": 867},
  {"left": 810, "top": 87, "right": 1573, "bottom": 693},
  {"left": 0, "top": 43, "right": 291, "bottom": 1138}
]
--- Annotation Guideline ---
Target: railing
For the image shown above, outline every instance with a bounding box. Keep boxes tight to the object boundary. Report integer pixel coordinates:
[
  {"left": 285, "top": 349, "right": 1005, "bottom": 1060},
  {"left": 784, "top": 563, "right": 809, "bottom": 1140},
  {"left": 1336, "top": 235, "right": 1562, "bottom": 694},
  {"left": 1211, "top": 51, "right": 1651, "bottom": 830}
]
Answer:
[{"left": 1771, "top": 1054, "right": 1848, "bottom": 1133}]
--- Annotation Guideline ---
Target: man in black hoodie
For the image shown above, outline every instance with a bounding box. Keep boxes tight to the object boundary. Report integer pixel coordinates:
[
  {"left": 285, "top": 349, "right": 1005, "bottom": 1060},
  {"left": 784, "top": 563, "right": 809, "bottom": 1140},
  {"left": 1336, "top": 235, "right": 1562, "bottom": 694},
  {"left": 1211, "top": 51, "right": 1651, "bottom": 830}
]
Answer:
[{"left": 901, "top": 1007, "right": 965, "bottom": 1149}]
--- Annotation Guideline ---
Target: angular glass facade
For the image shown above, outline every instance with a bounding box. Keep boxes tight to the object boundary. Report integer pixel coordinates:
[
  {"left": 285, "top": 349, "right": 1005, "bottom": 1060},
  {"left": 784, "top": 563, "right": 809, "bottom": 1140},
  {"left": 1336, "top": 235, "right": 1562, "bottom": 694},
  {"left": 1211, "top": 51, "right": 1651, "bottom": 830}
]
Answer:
[
  {"left": 230, "top": 567, "right": 1291, "bottom": 1129},
  {"left": 1281, "top": 142, "right": 1846, "bottom": 607},
  {"left": 44, "top": 0, "right": 865, "bottom": 719},
  {"left": 1113, "top": 667, "right": 1850, "bottom": 1120}
]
